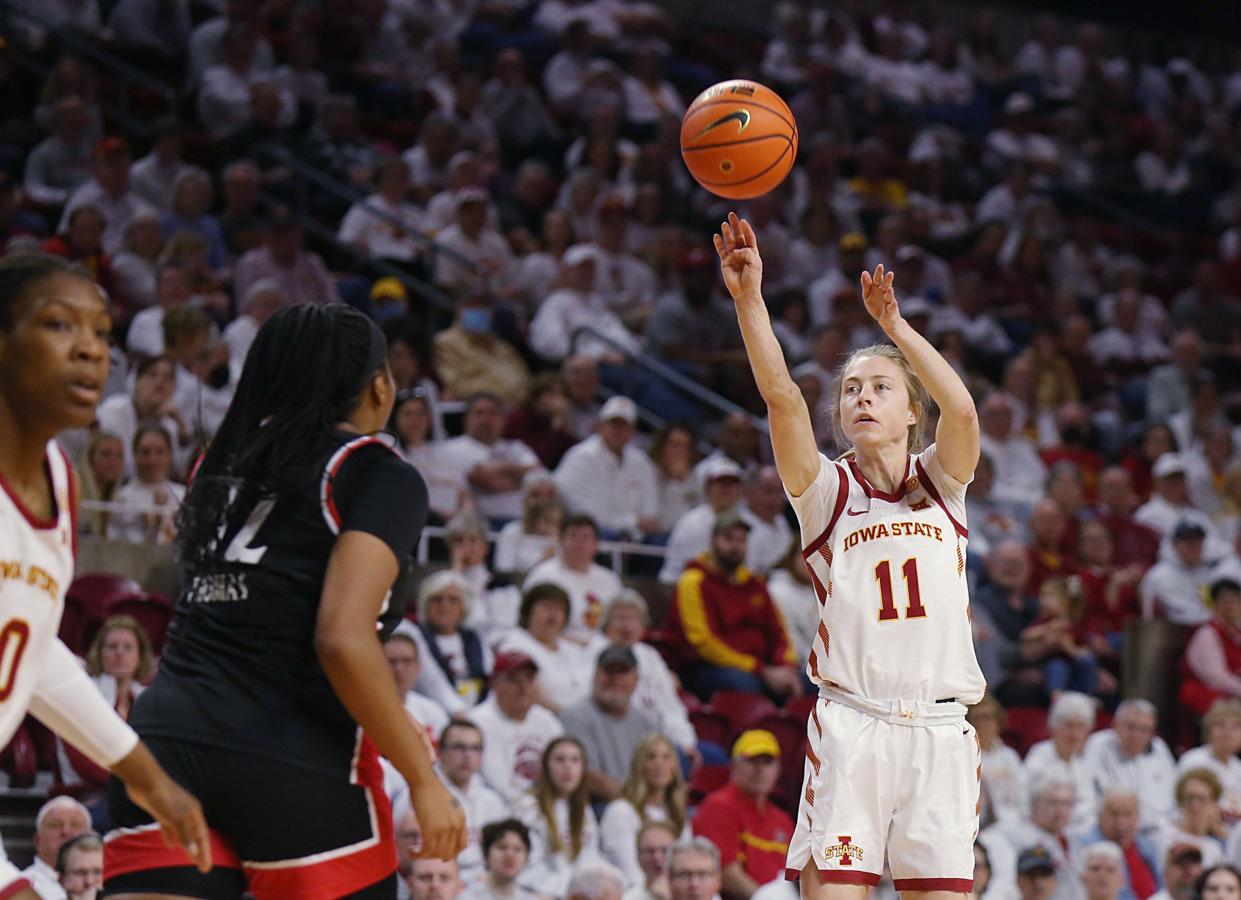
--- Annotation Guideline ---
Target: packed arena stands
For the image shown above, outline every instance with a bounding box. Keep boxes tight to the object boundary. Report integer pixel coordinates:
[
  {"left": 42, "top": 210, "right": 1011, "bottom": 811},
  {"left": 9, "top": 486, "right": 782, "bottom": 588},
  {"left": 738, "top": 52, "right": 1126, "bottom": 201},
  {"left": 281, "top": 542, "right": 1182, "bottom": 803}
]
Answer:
[{"left": 4, "top": 0, "right": 1241, "bottom": 897}]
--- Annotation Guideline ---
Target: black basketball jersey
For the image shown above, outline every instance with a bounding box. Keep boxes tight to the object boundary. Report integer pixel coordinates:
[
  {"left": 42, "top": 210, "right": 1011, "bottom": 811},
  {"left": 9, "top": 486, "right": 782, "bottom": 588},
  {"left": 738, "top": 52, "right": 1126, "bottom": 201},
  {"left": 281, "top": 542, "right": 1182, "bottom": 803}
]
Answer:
[{"left": 129, "top": 431, "right": 428, "bottom": 778}]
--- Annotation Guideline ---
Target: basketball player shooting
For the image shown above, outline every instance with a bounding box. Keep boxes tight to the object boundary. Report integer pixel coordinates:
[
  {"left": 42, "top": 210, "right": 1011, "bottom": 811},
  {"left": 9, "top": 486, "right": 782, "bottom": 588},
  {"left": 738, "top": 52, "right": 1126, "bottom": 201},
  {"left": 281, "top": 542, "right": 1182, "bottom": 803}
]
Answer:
[
  {"left": 0, "top": 254, "right": 211, "bottom": 897},
  {"left": 714, "top": 212, "right": 986, "bottom": 900}
]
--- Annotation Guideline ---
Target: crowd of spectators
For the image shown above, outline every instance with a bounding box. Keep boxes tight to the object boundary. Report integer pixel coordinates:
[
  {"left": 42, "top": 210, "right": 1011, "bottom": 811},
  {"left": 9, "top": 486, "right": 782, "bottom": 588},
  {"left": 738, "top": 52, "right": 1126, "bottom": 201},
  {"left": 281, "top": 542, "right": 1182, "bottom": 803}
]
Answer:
[{"left": 6, "top": 0, "right": 1241, "bottom": 898}]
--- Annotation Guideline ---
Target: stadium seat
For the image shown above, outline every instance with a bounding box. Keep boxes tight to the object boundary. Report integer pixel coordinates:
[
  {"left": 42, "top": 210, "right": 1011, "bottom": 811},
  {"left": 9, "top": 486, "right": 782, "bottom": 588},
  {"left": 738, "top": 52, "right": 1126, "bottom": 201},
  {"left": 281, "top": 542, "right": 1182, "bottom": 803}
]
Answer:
[
  {"left": 106, "top": 591, "right": 174, "bottom": 654},
  {"left": 688, "top": 764, "right": 730, "bottom": 805},
  {"left": 709, "top": 690, "right": 777, "bottom": 734},
  {"left": 785, "top": 693, "right": 818, "bottom": 725},
  {"left": 677, "top": 688, "right": 702, "bottom": 714},
  {"left": 0, "top": 724, "right": 38, "bottom": 789},
  {"left": 751, "top": 710, "right": 807, "bottom": 772},
  {"left": 63, "top": 573, "right": 144, "bottom": 654},
  {"left": 688, "top": 708, "right": 731, "bottom": 746},
  {"left": 1003, "top": 707, "right": 1049, "bottom": 756}
]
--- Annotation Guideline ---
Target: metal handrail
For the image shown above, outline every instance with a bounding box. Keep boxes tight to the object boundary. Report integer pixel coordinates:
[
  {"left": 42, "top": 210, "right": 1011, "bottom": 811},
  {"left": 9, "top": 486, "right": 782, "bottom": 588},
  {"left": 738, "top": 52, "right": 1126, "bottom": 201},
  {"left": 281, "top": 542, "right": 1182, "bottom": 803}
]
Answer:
[
  {"left": 0, "top": 2, "right": 177, "bottom": 128},
  {"left": 254, "top": 142, "right": 482, "bottom": 280},
  {"left": 570, "top": 324, "right": 770, "bottom": 435}
]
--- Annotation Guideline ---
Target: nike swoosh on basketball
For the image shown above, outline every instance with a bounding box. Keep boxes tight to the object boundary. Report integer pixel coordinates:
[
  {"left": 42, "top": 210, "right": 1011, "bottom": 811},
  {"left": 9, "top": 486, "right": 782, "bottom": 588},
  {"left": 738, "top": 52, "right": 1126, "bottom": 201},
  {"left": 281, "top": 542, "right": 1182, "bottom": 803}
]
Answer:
[
  {"left": 693, "top": 109, "right": 751, "bottom": 139},
  {"left": 847, "top": 507, "right": 867, "bottom": 516}
]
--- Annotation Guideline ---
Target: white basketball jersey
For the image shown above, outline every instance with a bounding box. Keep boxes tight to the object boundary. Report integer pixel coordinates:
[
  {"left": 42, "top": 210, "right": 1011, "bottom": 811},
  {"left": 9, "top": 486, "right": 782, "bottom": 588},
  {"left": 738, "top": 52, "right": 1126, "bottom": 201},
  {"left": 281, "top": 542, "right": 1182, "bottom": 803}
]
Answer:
[
  {"left": 0, "top": 441, "right": 76, "bottom": 747},
  {"left": 788, "top": 444, "right": 986, "bottom": 704}
]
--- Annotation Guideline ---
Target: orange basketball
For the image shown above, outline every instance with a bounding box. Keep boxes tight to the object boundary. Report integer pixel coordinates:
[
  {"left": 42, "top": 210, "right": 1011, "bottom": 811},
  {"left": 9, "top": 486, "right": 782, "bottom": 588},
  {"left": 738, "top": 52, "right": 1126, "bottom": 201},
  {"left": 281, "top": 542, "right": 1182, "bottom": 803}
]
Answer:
[{"left": 680, "top": 80, "right": 799, "bottom": 200}]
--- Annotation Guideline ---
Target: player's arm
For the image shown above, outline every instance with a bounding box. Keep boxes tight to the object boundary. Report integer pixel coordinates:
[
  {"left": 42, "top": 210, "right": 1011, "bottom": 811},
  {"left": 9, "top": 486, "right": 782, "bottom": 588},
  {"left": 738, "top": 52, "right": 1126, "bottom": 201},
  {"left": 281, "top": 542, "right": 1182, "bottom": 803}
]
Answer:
[
  {"left": 860, "top": 264, "right": 979, "bottom": 484},
  {"left": 316, "top": 531, "right": 466, "bottom": 861},
  {"left": 714, "top": 212, "right": 819, "bottom": 497}
]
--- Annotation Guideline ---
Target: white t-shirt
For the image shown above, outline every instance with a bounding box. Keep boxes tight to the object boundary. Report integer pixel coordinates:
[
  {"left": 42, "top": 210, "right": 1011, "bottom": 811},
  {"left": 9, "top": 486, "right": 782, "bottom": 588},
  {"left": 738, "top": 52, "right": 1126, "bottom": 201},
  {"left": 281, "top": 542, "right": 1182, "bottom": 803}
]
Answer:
[
  {"left": 494, "top": 629, "right": 593, "bottom": 712},
  {"left": 95, "top": 394, "right": 187, "bottom": 480},
  {"left": 1083, "top": 729, "right": 1178, "bottom": 829},
  {"left": 553, "top": 435, "right": 659, "bottom": 535},
  {"left": 599, "top": 800, "right": 688, "bottom": 888},
  {"left": 523, "top": 557, "right": 622, "bottom": 644},
  {"left": 439, "top": 435, "right": 541, "bottom": 522},
  {"left": 512, "top": 792, "right": 601, "bottom": 898},
  {"left": 493, "top": 522, "right": 555, "bottom": 575},
  {"left": 444, "top": 771, "right": 510, "bottom": 881},
  {"left": 467, "top": 696, "right": 564, "bottom": 803},
  {"left": 108, "top": 479, "right": 186, "bottom": 543},
  {"left": 403, "top": 691, "right": 449, "bottom": 744},
  {"left": 980, "top": 742, "right": 1026, "bottom": 826}
]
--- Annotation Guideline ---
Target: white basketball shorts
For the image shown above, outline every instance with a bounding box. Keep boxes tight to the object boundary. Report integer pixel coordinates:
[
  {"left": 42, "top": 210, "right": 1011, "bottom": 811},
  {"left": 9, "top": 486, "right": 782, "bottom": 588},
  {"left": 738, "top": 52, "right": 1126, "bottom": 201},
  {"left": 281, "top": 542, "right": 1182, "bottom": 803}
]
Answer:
[{"left": 785, "top": 690, "right": 980, "bottom": 892}]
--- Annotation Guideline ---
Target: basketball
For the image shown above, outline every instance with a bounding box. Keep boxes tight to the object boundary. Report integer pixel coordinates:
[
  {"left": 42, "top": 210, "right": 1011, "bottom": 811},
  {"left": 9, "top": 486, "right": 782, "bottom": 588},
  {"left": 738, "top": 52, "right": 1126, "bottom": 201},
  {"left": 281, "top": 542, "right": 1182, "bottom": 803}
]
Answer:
[{"left": 680, "top": 79, "right": 799, "bottom": 200}]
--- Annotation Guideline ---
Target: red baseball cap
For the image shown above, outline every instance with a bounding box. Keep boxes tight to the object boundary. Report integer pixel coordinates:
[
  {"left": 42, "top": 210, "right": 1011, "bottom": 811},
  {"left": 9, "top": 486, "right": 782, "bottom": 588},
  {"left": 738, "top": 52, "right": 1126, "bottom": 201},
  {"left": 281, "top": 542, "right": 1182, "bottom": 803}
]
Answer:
[{"left": 492, "top": 651, "right": 538, "bottom": 676}]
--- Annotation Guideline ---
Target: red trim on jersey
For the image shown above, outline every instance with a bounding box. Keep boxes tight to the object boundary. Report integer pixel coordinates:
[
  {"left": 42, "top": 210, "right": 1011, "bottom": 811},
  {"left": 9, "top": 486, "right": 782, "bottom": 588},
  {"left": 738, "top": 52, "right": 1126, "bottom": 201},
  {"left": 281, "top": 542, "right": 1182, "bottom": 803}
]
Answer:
[
  {"left": 915, "top": 460, "right": 968, "bottom": 538},
  {"left": 894, "top": 878, "right": 973, "bottom": 892},
  {"left": 786, "top": 867, "right": 881, "bottom": 885},
  {"left": 806, "top": 742, "right": 821, "bottom": 775},
  {"left": 243, "top": 734, "right": 396, "bottom": 900},
  {"left": 810, "top": 703, "right": 823, "bottom": 739},
  {"left": 848, "top": 456, "right": 911, "bottom": 503},
  {"left": 59, "top": 444, "right": 78, "bottom": 561},
  {"left": 105, "top": 827, "right": 242, "bottom": 879},
  {"left": 803, "top": 463, "right": 849, "bottom": 558},
  {"left": 0, "top": 877, "right": 32, "bottom": 898},
  {"left": 0, "top": 452, "right": 58, "bottom": 529},
  {"left": 322, "top": 436, "right": 391, "bottom": 531},
  {"left": 808, "top": 648, "right": 820, "bottom": 679},
  {"left": 807, "top": 567, "right": 827, "bottom": 606},
  {"left": 186, "top": 453, "right": 206, "bottom": 487}
]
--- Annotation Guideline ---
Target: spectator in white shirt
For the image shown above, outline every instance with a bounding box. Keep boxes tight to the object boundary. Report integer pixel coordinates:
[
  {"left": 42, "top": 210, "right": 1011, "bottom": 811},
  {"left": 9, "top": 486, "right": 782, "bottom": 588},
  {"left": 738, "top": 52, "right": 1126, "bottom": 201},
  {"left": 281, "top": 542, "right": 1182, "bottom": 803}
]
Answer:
[
  {"left": 223, "top": 278, "right": 284, "bottom": 376},
  {"left": 650, "top": 424, "right": 701, "bottom": 535},
  {"left": 600, "top": 734, "right": 690, "bottom": 888},
  {"left": 1139, "top": 521, "right": 1213, "bottom": 625},
  {"left": 434, "top": 188, "right": 516, "bottom": 298},
  {"left": 22, "top": 96, "right": 95, "bottom": 208},
  {"left": 111, "top": 212, "right": 165, "bottom": 310},
  {"left": 622, "top": 44, "right": 684, "bottom": 127},
  {"left": 1157, "top": 770, "right": 1227, "bottom": 869},
  {"left": 986, "top": 92, "right": 1059, "bottom": 172},
  {"left": 622, "top": 821, "right": 678, "bottom": 900},
  {"left": 21, "top": 796, "right": 91, "bottom": 900},
  {"left": 543, "top": 19, "right": 599, "bottom": 114},
  {"left": 400, "top": 570, "right": 494, "bottom": 713},
  {"left": 1024, "top": 691, "right": 1100, "bottom": 831},
  {"left": 1088, "top": 290, "right": 1170, "bottom": 372},
  {"left": 109, "top": 426, "right": 186, "bottom": 544},
  {"left": 1136, "top": 454, "right": 1218, "bottom": 541},
  {"left": 382, "top": 632, "right": 449, "bottom": 743},
  {"left": 438, "top": 720, "right": 510, "bottom": 883},
  {"left": 95, "top": 354, "right": 189, "bottom": 480},
  {"left": 987, "top": 775, "right": 1082, "bottom": 900},
  {"left": 496, "top": 583, "right": 594, "bottom": 714},
  {"left": 197, "top": 23, "right": 294, "bottom": 140},
  {"left": 442, "top": 394, "right": 543, "bottom": 522},
  {"left": 337, "top": 158, "right": 426, "bottom": 264},
  {"left": 530, "top": 244, "right": 643, "bottom": 363},
  {"left": 968, "top": 696, "right": 1026, "bottom": 827},
  {"left": 659, "top": 458, "right": 746, "bottom": 585},
  {"left": 494, "top": 473, "right": 563, "bottom": 576},
  {"left": 467, "top": 652, "right": 565, "bottom": 804},
  {"left": 185, "top": 0, "right": 274, "bottom": 90},
  {"left": 127, "top": 122, "right": 188, "bottom": 213},
  {"left": 1179, "top": 699, "right": 1241, "bottom": 825},
  {"left": 463, "top": 818, "right": 541, "bottom": 900},
  {"left": 524, "top": 514, "right": 623, "bottom": 643},
  {"left": 554, "top": 396, "right": 660, "bottom": 540},
  {"left": 741, "top": 467, "right": 794, "bottom": 576},
  {"left": 980, "top": 392, "right": 1048, "bottom": 507},
  {"left": 58, "top": 136, "right": 156, "bottom": 256},
  {"left": 125, "top": 261, "right": 194, "bottom": 358},
  {"left": 1084, "top": 699, "right": 1178, "bottom": 830}
]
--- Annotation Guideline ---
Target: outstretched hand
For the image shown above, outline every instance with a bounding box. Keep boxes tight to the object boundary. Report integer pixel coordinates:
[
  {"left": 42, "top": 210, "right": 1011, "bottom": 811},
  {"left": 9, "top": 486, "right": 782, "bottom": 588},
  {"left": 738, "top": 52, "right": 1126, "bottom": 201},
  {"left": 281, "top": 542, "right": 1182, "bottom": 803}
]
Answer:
[
  {"left": 860, "top": 264, "right": 901, "bottom": 332},
  {"left": 713, "top": 211, "right": 764, "bottom": 303}
]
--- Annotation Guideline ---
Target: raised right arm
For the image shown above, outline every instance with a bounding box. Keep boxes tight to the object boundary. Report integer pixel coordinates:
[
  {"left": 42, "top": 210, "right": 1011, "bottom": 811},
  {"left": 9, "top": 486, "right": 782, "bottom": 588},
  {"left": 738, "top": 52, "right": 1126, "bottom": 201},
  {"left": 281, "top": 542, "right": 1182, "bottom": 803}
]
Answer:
[{"left": 714, "top": 213, "right": 820, "bottom": 496}]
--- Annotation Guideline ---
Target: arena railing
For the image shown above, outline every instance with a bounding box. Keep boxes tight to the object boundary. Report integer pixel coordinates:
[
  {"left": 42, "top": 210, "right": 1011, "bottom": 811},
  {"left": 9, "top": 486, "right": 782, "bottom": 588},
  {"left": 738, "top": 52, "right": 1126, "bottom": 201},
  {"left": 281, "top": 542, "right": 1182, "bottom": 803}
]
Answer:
[{"left": 0, "top": 3, "right": 178, "bottom": 136}]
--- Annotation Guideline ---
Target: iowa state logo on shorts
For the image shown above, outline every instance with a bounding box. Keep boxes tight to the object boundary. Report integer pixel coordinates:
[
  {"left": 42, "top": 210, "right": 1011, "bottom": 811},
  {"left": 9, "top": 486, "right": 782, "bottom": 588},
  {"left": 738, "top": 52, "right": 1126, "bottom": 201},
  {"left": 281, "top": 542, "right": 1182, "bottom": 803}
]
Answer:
[{"left": 824, "top": 836, "right": 863, "bottom": 866}]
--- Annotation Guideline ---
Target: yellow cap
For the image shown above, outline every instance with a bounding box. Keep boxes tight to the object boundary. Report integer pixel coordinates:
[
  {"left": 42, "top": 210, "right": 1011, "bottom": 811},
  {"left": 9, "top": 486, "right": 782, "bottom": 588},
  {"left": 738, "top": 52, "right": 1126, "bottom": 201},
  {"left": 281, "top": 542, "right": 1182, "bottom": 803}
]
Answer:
[
  {"left": 839, "top": 232, "right": 867, "bottom": 251},
  {"left": 370, "top": 276, "right": 408, "bottom": 301},
  {"left": 732, "top": 729, "right": 780, "bottom": 759}
]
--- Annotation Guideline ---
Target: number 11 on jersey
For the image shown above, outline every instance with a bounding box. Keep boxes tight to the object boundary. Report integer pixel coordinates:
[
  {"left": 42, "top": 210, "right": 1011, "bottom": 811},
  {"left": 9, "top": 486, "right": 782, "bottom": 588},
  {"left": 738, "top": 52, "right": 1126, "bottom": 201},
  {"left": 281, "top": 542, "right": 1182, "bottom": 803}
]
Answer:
[{"left": 875, "top": 558, "right": 927, "bottom": 621}]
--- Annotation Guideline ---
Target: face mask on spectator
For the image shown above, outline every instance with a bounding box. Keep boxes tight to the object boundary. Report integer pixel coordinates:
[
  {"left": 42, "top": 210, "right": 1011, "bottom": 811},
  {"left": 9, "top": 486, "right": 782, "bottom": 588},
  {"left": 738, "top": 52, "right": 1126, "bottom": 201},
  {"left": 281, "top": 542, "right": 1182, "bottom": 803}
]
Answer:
[{"left": 461, "top": 307, "right": 492, "bottom": 334}]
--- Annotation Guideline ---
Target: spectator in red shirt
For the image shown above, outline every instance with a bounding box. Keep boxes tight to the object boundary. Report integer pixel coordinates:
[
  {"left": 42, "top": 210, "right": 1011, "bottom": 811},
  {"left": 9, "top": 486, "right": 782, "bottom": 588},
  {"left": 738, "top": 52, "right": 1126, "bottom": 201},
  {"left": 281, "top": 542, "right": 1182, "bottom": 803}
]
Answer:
[
  {"left": 1180, "top": 577, "right": 1241, "bottom": 718},
  {"left": 1074, "top": 518, "right": 1143, "bottom": 677},
  {"left": 41, "top": 204, "right": 114, "bottom": 300},
  {"left": 1095, "top": 467, "right": 1161, "bottom": 567},
  {"left": 691, "top": 730, "right": 794, "bottom": 898},
  {"left": 667, "top": 511, "right": 801, "bottom": 701},
  {"left": 1026, "top": 498, "right": 1078, "bottom": 595}
]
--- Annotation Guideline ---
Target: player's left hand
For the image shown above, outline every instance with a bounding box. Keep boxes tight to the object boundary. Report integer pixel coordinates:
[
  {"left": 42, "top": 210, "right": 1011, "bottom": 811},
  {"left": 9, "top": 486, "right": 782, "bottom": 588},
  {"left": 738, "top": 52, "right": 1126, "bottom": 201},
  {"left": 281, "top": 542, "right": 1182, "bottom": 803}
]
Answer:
[{"left": 860, "top": 264, "right": 901, "bottom": 332}]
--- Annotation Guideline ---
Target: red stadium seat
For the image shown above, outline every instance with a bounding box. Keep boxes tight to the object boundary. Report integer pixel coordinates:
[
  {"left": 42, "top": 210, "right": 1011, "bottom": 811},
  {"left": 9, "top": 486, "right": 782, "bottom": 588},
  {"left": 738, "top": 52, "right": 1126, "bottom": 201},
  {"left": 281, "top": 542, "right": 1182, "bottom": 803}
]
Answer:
[
  {"left": 0, "top": 724, "right": 39, "bottom": 789},
  {"left": 751, "top": 710, "right": 807, "bottom": 773},
  {"left": 1003, "top": 707, "right": 1049, "bottom": 756},
  {"left": 709, "top": 690, "right": 777, "bottom": 735},
  {"left": 63, "top": 573, "right": 144, "bottom": 654},
  {"left": 106, "top": 591, "right": 174, "bottom": 654},
  {"left": 677, "top": 688, "right": 702, "bottom": 714},
  {"left": 688, "top": 708, "right": 730, "bottom": 747},
  {"left": 688, "top": 764, "right": 730, "bottom": 805},
  {"left": 785, "top": 693, "right": 818, "bottom": 726}
]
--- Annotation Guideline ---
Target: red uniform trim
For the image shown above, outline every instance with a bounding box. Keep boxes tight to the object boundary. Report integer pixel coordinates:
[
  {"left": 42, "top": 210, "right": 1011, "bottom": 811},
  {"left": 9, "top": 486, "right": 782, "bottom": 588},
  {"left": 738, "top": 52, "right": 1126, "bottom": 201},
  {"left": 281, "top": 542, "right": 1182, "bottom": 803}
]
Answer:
[
  {"left": 0, "top": 453, "right": 58, "bottom": 529},
  {"left": 915, "top": 460, "right": 968, "bottom": 538},
  {"left": 105, "top": 827, "right": 243, "bottom": 878},
  {"left": 322, "top": 436, "right": 392, "bottom": 530},
  {"left": 894, "top": 877, "right": 974, "bottom": 892},
  {"left": 59, "top": 444, "right": 78, "bottom": 561},
  {"left": 0, "top": 878, "right": 32, "bottom": 899},
  {"left": 849, "top": 456, "right": 910, "bottom": 503},
  {"left": 803, "top": 463, "right": 849, "bottom": 558},
  {"left": 242, "top": 735, "right": 396, "bottom": 900},
  {"left": 786, "top": 866, "right": 881, "bottom": 885}
]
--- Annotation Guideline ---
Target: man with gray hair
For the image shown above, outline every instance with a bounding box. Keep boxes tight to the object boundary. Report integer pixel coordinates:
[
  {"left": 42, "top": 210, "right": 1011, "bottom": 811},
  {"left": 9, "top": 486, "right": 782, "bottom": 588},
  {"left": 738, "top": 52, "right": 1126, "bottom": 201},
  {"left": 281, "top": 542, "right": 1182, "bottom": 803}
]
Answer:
[
  {"left": 55, "top": 832, "right": 102, "bottom": 900},
  {"left": 1076, "top": 788, "right": 1161, "bottom": 900},
  {"left": 1024, "top": 691, "right": 1099, "bottom": 829},
  {"left": 1078, "top": 841, "right": 1126, "bottom": 900},
  {"left": 668, "top": 838, "right": 722, "bottom": 900},
  {"left": 223, "top": 277, "right": 286, "bottom": 369},
  {"left": 23, "top": 796, "right": 91, "bottom": 899},
  {"left": 1084, "top": 699, "right": 1177, "bottom": 829},
  {"left": 987, "top": 773, "right": 1084, "bottom": 900},
  {"left": 567, "top": 861, "right": 625, "bottom": 900}
]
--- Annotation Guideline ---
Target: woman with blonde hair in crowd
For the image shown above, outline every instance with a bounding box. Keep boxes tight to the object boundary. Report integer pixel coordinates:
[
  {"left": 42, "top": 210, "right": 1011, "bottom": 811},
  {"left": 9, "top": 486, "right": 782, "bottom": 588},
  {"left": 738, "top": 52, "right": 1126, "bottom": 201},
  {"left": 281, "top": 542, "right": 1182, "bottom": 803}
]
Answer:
[
  {"left": 1180, "top": 700, "right": 1241, "bottom": 825},
  {"left": 599, "top": 733, "right": 689, "bottom": 887},
  {"left": 1159, "top": 769, "right": 1228, "bottom": 867},
  {"left": 512, "top": 736, "right": 601, "bottom": 897},
  {"left": 75, "top": 431, "right": 124, "bottom": 538},
  {"left": 494, "top": 472, "right": 563, "bottom": 575},
  {"left": 968, "top": 695, "right": 1026, "bottom": 827}
]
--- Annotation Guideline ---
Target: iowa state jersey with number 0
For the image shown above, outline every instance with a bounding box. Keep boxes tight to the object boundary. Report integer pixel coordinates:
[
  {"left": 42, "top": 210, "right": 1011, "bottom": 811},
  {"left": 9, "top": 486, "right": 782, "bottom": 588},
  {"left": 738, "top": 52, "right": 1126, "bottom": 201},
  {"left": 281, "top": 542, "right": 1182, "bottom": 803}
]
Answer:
[{"left": 787, "top": 444, "right": 986, "bottom": 705}]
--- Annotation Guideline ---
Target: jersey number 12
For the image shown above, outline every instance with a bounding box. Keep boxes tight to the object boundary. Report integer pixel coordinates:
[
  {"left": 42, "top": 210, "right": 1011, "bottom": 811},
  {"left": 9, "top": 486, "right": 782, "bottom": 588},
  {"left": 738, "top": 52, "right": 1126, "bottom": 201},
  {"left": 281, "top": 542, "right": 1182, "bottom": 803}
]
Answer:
[{"left": 875, "top": 558, "right": 927, "bottom": 621}]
